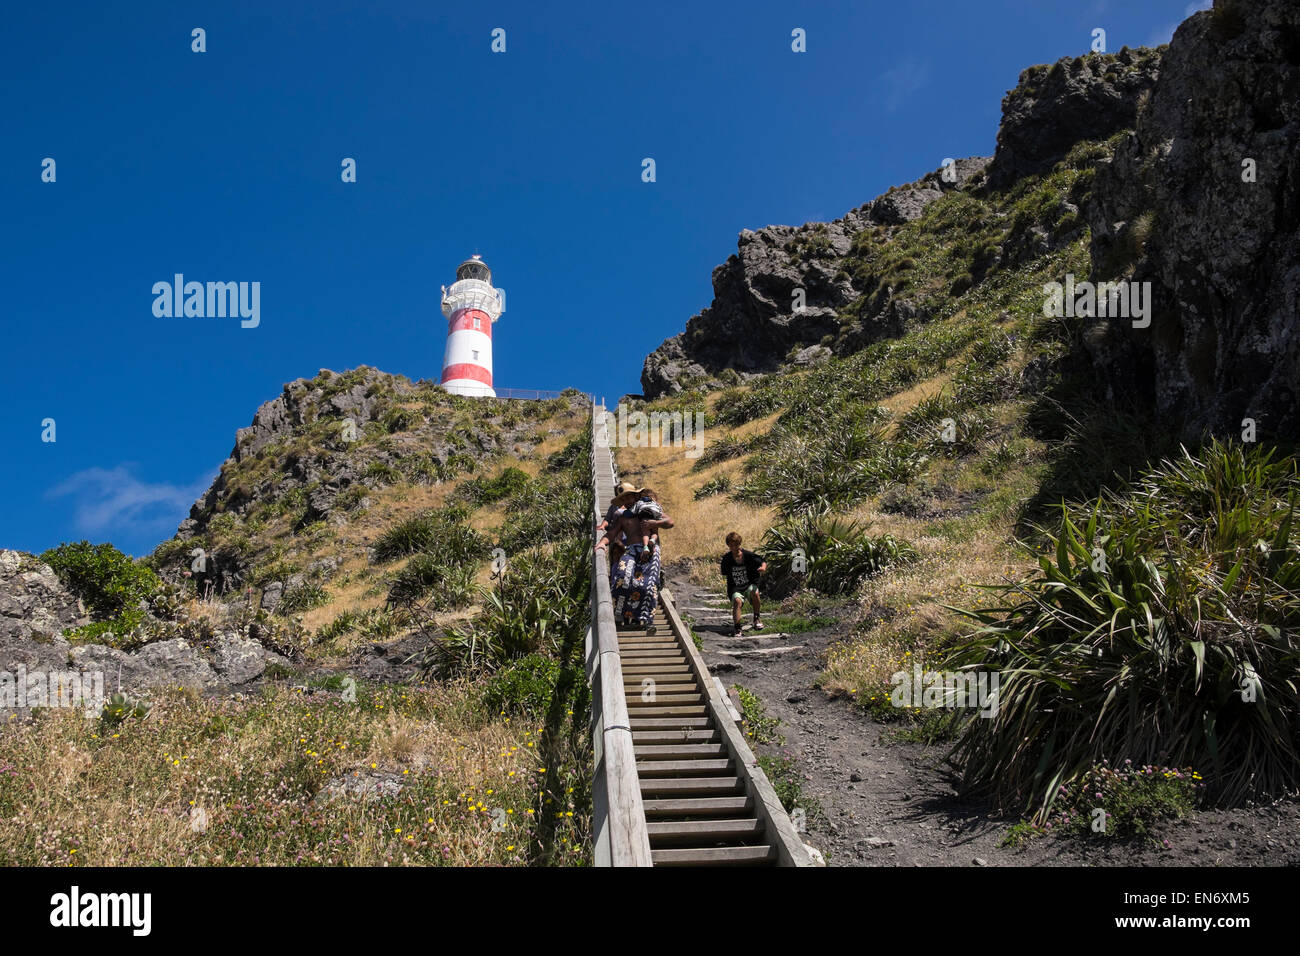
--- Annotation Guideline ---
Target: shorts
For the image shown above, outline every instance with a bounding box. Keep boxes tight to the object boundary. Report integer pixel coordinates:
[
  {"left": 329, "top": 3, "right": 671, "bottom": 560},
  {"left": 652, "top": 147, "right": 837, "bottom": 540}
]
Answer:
[{"left": 729, "top": 583, "right": 759, "bottom": 603}]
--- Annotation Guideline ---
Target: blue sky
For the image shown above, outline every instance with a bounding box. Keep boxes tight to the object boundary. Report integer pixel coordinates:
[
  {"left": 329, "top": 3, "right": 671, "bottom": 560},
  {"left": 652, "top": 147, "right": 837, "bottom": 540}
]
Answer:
[{"left": 0, "top": 0, "right": 1207, "bottom": 556}]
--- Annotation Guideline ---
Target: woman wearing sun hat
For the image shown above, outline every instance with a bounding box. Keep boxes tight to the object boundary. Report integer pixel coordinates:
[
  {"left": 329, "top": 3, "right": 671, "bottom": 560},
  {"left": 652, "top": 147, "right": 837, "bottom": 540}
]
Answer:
[
  {"left": 596, "top": 487, "right": 674, "bottom": 630},
  {"left": 597, "top": 481, "right": 640, "bottom": 569}
]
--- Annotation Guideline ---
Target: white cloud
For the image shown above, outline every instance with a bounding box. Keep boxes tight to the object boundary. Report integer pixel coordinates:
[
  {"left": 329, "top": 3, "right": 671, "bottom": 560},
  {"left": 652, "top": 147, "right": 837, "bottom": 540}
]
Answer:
[
  {"left": 878, "top": 57, "right": 931, "bottom": 112},
  {"left": 47, "top": 464, "right": 211, "bottom": 538}
]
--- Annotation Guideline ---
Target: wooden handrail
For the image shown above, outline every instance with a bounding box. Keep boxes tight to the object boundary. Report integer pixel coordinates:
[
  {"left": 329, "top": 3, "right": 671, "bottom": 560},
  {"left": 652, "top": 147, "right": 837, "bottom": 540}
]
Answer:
[
  {"left": 587, "top": 402, "right": 653, "bottom": 866},
  {"left": 658, "top": 588, "right": 813, "bottom": 866}
]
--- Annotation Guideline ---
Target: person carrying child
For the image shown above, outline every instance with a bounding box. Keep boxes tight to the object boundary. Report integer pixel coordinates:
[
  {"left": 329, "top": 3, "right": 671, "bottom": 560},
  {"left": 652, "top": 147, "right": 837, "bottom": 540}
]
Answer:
[
  {"left": 596, "top": 487, "right": 673, "bottom": 630},
  {"left": 598, "top": 481, "right": 640, "bottom": 569},
  {"left": 720, "top": 531, "right": 766, "bottom": 637}
]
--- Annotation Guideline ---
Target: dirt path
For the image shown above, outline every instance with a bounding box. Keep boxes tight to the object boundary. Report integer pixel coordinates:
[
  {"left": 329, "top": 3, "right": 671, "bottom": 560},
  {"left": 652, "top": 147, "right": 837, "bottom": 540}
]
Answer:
[{"left": 667, "top": 570, "right": 1300, "bottom": 867}]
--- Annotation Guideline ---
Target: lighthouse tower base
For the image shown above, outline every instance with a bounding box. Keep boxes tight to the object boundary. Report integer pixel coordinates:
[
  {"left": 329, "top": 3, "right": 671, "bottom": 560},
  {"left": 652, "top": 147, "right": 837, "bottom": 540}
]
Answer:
[{"left": 442, "top": 381, "right": 497, "bottom": 398}]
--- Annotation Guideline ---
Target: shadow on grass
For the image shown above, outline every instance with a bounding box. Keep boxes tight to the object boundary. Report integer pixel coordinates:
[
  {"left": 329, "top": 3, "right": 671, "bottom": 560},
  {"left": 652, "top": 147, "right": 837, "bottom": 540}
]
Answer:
[{"left": 528, "top": 560, "right": 593, "bottom": 867}]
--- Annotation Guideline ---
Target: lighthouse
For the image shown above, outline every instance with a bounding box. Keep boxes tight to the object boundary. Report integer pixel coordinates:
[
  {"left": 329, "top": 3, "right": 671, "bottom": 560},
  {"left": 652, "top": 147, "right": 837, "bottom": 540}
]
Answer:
[{"left": 439, "top": 255, "right": 503, "bottom": 397}]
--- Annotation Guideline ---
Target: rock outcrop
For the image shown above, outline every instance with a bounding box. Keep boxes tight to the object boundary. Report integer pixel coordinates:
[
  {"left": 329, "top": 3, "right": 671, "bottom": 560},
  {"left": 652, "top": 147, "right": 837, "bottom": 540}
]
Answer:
[
  {"left": 986, "top": 47, "right": 1162, "bottom": 189},
  {"left": 640, "top": 158, "right": 990, "bottom": 397},
  {"left": 0, "top": 549, "right": 286, "bottom": 705},
  {"left": 1084, "top": 0, "right": 1300, "bottom": 440}
]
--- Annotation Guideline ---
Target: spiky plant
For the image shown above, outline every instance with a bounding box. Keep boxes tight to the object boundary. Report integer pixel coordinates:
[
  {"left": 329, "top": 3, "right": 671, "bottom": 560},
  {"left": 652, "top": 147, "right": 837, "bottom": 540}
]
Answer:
[{"left": 946, "top": 440, "right": 1300, "bottom": 815}]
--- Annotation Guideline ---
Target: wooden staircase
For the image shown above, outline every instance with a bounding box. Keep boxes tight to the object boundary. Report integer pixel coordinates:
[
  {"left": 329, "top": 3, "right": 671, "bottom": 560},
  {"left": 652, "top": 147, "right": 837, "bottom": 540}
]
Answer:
[
  {"left": 619, "top": 603, "right": 787, "bottom": 866},
  {"left": 588, "top": 401, "right": 810, "bottom": 867}
]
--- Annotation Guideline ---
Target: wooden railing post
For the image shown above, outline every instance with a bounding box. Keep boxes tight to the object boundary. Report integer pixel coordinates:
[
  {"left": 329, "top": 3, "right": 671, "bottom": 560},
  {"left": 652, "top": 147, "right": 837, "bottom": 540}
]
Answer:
[{"left": 587, "top": 402, "right": 653, "bottom": 866}]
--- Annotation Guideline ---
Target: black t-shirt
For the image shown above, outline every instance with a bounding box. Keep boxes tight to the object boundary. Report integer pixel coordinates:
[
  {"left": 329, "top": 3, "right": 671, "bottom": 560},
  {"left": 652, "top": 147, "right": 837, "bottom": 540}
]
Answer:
[{"left": 720, "top": 549, "right": 763, "bottom": 592}]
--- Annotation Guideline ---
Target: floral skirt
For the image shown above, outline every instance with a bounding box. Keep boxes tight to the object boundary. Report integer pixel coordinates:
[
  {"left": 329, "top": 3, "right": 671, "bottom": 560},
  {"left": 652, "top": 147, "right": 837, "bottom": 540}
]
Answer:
[{"left": 611, "top": 544, "right": 661, "bottom": 627}]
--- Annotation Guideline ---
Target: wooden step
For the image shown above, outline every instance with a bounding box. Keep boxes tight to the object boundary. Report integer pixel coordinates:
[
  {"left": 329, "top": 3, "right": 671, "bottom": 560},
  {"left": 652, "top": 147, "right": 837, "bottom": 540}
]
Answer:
[
  {"left": 625, "top": 705, "right": 708, "bottom": 717},
  {"left": 619, "top": 659, "right": 687, "bottom": 669},
  {"left": 632, "top": 743, "right": 727, "bottom": 758},
  {"left": 621, "top": 676, "right": 693, "bottom": 685},
  {"left": 628, "top": 717, "right": 712, "bottom": 729},
  {"left": 632, "top": 729, "right": 719, "bottom": 743},
  {"left": 622, "top": 682, "right": 698, "bottom": 695},
  {"left": 642, "top": 796, "right": 752, "bottom": 817},
  {"left": 624, "top": 693, "right": 704, "bottom": 705},
  {"left": 640, "top": 776, "right": 742, "bottom": 796},
  {"left": 646, "top": 818, "right": 764, "bottom": 843},
  {"left": 636, "top": 758, "right": 733, "bottom": 776},
  {"left": 620, "top": 661, "right": 688, "bottom": 670},
  {"left": 652, "top": 845, "right": 777, "bottom": 866}
]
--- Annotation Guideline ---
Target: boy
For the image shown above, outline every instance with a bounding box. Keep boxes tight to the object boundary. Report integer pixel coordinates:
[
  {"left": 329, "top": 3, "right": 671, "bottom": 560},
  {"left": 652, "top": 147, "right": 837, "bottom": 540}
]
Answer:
[{"left": 720, "top": 532, "right": 766, "bottom": 637}]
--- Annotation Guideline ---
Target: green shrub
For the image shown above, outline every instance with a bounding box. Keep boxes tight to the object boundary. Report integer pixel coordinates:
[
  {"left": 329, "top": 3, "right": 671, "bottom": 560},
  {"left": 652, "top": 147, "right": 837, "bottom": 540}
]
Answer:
[
  {"left": 363, "top": 461, "right": 402, "bottom": 486},
  {"left": 388, "top": 554, "right": 477, "bottom": 607},
  {"left": 1045, "top": 761, "right": 1203, "bottom": 842},
  {"left": 691, "top": 433, "right": 749, "bottom": 471},
  {"left": 738, "top": 424, "right": 927, "bottom": 517},
  {"left": 317, "top": 610, "right": 358, "bottom": 643},
  {"left": 381, "top": 406, "right": 418, "bottom": 433},
  {"left": 40, "top": 541, "right": 161, "bottom": 620},
  {"left": 398, "top": 453, "right": 441, "bottom": 485},
  {"left": 420, "top": 537, "right": 589, "bottom": 676},
  {"left": 735, "top": 686, "right": 782, "bottom": 745},
  {"left": 64, "top": 607, "right": 148, "bottom": 648},
  {"left": 482, "top": 653, "right": 561, "bottom": 719},
  {"left": 495, "top": 483, "right": 589, "bottom": 553},
  {"left": 545, "top": 435, "right": 587, "bottom": 473},
  {"left": 948, "top": 440, "right": 1300, "bottom": 815},
  {"left": 278, "top": 581, "right": 328, "bottom": 615},
  {"left": 100, "top": 691, "right": 152, "bottom": 729}
]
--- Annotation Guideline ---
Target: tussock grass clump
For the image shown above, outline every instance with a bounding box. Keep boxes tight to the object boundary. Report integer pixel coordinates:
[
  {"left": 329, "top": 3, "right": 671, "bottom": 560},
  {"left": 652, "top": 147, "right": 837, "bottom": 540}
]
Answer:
[
  {"left": 388, "top": 558, "right": 477, "bottom": 607},
  {"left": 693, "top": 475, "right": 733, "bottom": 500},
  {"left": 948, "top": 440, "right": 1300, "bottom": 815},
  {"left": 421, "top": 537, "right": 590, "bottom": 676},
  {"left": 763, "top": 507, "right": 919, "bottom": 597},
  {"left": 454, "top": 467, "right": 530, "bottom": 507},
  {"left": 737, "top": 425, "right": 927, "bottom": 518},
  {"left": 373, "top": 505, "right": 481, "bottom": 562}
]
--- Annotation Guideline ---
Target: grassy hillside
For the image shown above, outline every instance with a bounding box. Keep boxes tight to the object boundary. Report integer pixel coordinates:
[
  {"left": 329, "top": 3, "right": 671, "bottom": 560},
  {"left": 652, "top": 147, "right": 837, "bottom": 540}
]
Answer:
[
  {"left": 620, "top": 134, "right": 1300, "bottom": 820},
  {"left": 0, "top": 376, "right": 599, "bottom": 866}
]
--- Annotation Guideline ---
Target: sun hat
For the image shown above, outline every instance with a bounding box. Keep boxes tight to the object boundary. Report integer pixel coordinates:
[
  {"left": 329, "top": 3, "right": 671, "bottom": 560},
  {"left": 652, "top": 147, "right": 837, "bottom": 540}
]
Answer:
[{"left": 612, "top": 481, "right": 641, "bottom": 505}]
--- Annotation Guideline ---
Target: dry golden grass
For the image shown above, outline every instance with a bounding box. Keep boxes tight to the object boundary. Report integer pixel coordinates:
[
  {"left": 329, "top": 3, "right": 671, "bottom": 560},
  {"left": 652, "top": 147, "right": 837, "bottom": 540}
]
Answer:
[
  {"left": 616, "top": 433, "right": 775, "bottom": 564},
  {"left": 0, "top": 682, "right": 588, "bottom": 866},
  {"left": 819, "top": 502, "right": 1033, "bottom": 700}
]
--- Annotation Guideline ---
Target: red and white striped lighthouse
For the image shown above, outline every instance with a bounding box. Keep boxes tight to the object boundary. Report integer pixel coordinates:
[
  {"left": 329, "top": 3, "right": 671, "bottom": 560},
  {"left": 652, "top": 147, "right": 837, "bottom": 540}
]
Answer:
[{"left": 439, "top": 255, "right": 503, "bottom": 397}]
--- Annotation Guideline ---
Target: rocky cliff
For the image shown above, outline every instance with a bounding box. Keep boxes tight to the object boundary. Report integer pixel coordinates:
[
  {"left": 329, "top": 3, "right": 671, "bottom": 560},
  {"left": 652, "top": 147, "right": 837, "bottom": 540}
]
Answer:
[
  {"left": 0, "top": 549, "right": 287, "bottom": 700},
  {"left": 641, "top": 47, "right": 1162, "bottom": 398},
  {"left": 1084, "top": 0, "right": 1300, "bottom": 440},
  {"left": 645, "top": 0, "right": 1300, "bottom": 445},
  {"left": 1, "top": 371, "right": 589, "bottom": 701},
  {"left": 641, "top": 158, "right": 992, "bottom": 397}
]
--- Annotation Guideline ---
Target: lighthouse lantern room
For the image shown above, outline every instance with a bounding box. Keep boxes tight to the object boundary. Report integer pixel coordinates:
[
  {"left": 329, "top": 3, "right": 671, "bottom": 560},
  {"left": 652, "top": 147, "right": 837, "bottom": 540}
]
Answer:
[{"left": 439, "top": 255, "right": 503, "bottom": 397}]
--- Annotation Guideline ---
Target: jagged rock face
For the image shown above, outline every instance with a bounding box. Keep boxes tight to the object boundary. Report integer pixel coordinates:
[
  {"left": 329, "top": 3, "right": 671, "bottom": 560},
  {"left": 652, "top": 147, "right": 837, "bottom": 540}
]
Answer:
[
  {"left": 180, "top": 368, "right": 393, "bottom": 539},
  {"left": 179, "top": 367, "right": 570, "bottom": 550},
  {"left": 640, "top": 158, "right": 990, "bottom": 397},
  {"left": 987, "top": 47, "right": 1162, "bottom": 189},
  {"left": 0, "top": 549, "right": 87, "bottom": 646},
  {"left": 1086, "top": 0, "right": 1300, "bottom": 439},
  {"left": 0, "top": 550, "right": 284, "bottom": 701}
]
